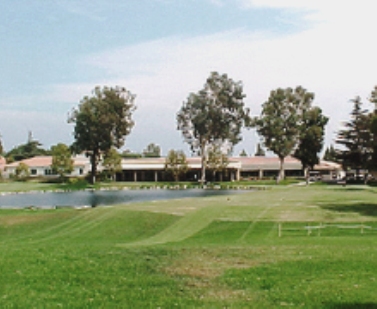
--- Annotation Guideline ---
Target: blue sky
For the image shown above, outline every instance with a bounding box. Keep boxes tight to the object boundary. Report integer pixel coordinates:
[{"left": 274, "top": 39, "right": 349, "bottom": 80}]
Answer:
[
  {"left": 1, "top": 1, "right": 301, "bottom": 94},
  {"left": 1, "top": 0, "right": 377, "bottom": 156}
]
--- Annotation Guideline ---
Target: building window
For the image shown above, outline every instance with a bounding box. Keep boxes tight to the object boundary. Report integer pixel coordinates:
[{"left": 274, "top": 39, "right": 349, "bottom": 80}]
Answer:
[
  {"left": 31, "top": 169, "right": 37, "bottom": 175},
  {"left": 45, "top": 169, "right": 56, "bottom": 175},
  {"left": 79, "top": 168, "right": 83, "bottom": 175}
]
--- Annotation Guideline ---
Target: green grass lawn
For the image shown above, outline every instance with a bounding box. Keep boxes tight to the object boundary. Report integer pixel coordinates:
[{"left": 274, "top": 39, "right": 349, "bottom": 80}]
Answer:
[{"left": 2, "top": 185, "right": 377, "bottom": 308}]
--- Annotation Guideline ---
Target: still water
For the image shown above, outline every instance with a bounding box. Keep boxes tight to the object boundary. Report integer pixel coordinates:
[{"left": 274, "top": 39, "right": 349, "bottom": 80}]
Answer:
[{"left": 0, "top": 189, "right": 246, "bottom": 209}]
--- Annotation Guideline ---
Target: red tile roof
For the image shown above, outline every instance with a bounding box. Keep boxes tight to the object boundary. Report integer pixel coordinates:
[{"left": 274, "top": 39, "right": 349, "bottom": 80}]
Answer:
[
  {"left": 6, "top": 156, "right": 86, "bottom": 168},
  {"left": 6, "top": 156, "right": 52, "bottom": 168}
]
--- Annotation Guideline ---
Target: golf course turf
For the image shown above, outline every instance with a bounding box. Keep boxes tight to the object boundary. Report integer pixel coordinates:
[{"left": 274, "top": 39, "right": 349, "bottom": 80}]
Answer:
[{"left": 1, "top": 184, "right": 377, "bottom": 308}]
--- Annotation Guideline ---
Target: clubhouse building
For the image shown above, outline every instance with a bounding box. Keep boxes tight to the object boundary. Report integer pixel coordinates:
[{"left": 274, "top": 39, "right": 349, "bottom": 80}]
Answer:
[{"left": 1, "top": 155, "right": 343, "bottom": 182}]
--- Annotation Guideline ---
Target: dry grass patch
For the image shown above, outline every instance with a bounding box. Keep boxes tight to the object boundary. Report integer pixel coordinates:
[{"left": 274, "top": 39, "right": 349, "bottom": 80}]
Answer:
[
  {"left": 0, "top": 215, "right": 45, "bottom": 227},
  {"left": 166, "top": 256, "right": 256, "bottom": 279},
  {"left": 164, "top": 249, "right": 259, "bottom": 302},
  {"left": 0, "top": 211, "right": 72, "bottom": 227}
]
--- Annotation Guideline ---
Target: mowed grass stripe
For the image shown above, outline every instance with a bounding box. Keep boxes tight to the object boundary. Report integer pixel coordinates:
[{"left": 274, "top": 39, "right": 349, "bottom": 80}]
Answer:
[
  {"left": 118, "top": 205, "right": 229, "bottom": 247},
  {"left": 23, "top": 207, "right": 122, "bottom": 245},
  {"left": 237, "top": 204, "right": 277, "bottom": 244},
  {"left": 0, "top": 207, "right": 115, "bottom": 246}
]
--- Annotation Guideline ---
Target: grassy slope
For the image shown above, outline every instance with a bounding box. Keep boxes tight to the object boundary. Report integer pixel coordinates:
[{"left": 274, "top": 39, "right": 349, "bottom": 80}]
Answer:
[{"left": 1, "top": 185, "right": 377, "bottom": 307}]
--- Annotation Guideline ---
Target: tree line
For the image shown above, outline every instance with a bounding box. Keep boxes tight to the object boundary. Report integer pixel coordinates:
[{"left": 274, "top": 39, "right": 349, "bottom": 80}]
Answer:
[
  {"left": 1, "top": 72, "right": 376, "bottom": 184},
  {"left": 324, "top": 89, "right": 377, "bottom": 182}
]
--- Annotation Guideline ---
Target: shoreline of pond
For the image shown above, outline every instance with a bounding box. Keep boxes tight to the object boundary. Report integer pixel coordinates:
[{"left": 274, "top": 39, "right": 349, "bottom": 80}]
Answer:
[
  {"left": 0, "top": 184, "right": 269, "bottom": 197},
  {"left": 0, "top": 186, "right": 266, "bottom": 210}
]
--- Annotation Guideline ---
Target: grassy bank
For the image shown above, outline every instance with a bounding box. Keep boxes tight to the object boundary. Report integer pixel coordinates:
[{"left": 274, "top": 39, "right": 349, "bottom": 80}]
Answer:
[
  {"left": 1, "top": 185, "right": 377, "bottom": 307},
  {"left": 0, "top": 178, "right": 300, "bottom": 193}
]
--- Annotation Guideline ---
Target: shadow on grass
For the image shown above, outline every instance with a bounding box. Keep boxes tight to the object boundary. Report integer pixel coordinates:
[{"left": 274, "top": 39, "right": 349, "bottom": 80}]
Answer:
[
  {"left": 324, "top": 303, "right": 377, "bottom": 309},
  {"left": 320, "top": 203, "right": 377, "bottom": 217}
]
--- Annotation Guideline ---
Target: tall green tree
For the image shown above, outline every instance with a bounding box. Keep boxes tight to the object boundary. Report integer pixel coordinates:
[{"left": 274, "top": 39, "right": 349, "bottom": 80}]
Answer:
[
  {"left": 293, "top": 107, "right": 329, "bottom": 183},
  {"left": 51, "top": 143, "right": 74, "bottom": 180},
  {"left": 255, "top": 86, "right": 314, "bottom": 182},
  {"left": 143, "top": 143, "right": 161, "bottom": 158},
  {"left": 323, "top": 145, "right": 338, "bottom": 162},
  {"left": 177, "top": 72, "right": 250, "bottom": 183},
  {"left": 336, "top": 96, "right": 371, "bottom": 178},
  {"left": 165, "top": 150, "right": 188, "bottom": 182},
  {"left": 368, "top": 86, "right": 377, "bottom": 173},
  {"left": 102, "top": 148, "right": 122, "bottom": 181},
  {"left": 69, "top": 86, "right": 136, "bottom": 184}
]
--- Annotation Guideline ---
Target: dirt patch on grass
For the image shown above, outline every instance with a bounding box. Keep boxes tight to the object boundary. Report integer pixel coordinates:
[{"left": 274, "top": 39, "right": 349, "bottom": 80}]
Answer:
[{"left": 165, "top": 253, "right": 257, "bottom": 279}]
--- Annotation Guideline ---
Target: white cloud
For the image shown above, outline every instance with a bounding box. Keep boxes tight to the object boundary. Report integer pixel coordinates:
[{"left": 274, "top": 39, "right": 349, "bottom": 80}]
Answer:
[
  {"left": 3, "top": 1, "right": 377, "bottom": 154},
  {"left": 45, "top": 0, "right": 377, "bottom": 153}
]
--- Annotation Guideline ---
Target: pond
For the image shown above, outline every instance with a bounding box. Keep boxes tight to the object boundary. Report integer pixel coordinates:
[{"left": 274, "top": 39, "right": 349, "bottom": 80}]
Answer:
[{"left": 0, "top": 189, "right": 247, "bottom": 209}]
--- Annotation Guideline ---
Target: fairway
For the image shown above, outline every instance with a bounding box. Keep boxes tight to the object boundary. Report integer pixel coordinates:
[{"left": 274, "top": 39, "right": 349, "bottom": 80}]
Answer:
[{"left": 2, "top": 185, "right": 377, "bottom": 308}]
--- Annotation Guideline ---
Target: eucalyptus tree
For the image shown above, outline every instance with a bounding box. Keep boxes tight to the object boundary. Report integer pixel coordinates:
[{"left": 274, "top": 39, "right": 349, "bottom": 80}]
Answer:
[
  {"left": 177, "top": 72, "right": 250, "bottom": 183},
  {"left": 69, "top": 86, "right": 136, "bottom": 184},
  {"left": 255, "top": 86, "right": 316, "bottom": 182},
  {"left": 293, "top": 107, "right": 328, "bottom": 183},
  {"left": 164, "top": 150, "right": 188, "bottom": 182},
  {"left": 207, "top": 144, "right": 229, "bottom": 181}
]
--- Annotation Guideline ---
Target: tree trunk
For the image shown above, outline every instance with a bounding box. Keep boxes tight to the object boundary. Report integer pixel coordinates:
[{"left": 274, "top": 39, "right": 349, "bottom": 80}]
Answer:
[
  {"left": 277, "top": 156, "right": 285, "bottom": 184},
  {"left": 200, "top": 143, "right": 207, "bottom": 184},
  {"left": 90, "top": 153, "right": 98, "bottom": 184},
  {"left": 304, "top": 166, "right": 309, "bottom": 185},
  {"left": 356, "top": 167, "right": 360, "bottom": 182}
]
